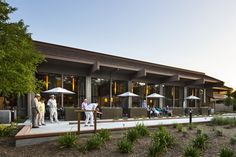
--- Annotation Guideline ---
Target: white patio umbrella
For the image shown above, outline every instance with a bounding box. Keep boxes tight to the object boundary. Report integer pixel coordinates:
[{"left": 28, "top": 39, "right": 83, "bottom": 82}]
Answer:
[
  {"left": 185, "top": 95, "right": 200, "bottom": 100},
  {"left": 118, "top": 92, "right": 139, "bottom": 97},
  {"left": 147, "top": 93, "right": 165, "bottom": 98},
  {"left": 42, "top": 87, "right": 75, "bottom": 94},
  {"left": 42, "top": 87, "right": 75, "bottom": 107}
]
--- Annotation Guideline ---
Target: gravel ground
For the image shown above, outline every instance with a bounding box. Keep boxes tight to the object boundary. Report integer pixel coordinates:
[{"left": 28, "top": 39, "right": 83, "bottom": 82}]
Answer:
[{"left": 0, "top": 124, "right": 236, "bottom": 157}]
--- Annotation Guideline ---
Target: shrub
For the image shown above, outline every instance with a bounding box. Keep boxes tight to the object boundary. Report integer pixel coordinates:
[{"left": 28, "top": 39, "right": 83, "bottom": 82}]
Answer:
[
  {"left": 135, "top": 123, "right": 149, "bottom": 137},
  {"left": 0, "top": 123, "right": 18, "bottom": 137},
  {"left": 58, "top": 132, "right": 78, "bottom": 148},
  {"left": 196, "top": 128, "right": 203, "bottom": 135},
  {"left": 176, "top": 123, "right": 183, "bottom": 132},
  {"left": 86, "top": 134, "right": 104, "bottom": 150},
  {"left": 230, "top": 135, "right": 236, "bottom": 145},
  {"left": 153, "top": 127, "right": 174, "bottom": 150},
  {"left": 117, "top": 137, "right": 133, "bottom": 153},
  {"left": 97, "top": 129, "right": 111, "bottom": 141},
  {"left": 192, "top": 134, "right": 208, "bottom": 150},
  {"left": 211, "top": 117, "right": 236, "bottom": 126},
  {"left": 149, "top": 127, "right": 174, "bottom": 157},
  {"left": 182, "top": 127, "right": 188, "bottom": 137},
  {"left": 219, "top": 147, "right": 234, "bottom": 157},
  {"left": 188, "top": 123, "right": 194, "bottom": 130},
  {"left": 183, "top": 146, "right": 200, "bottom": 157},
  {"left": 126, "top": 128, "right": 140, "bottom": 143},
  {"left": 148, "top": 140, "right": 163, "bottom": 157},
  {"left": 216, "top": 129, "right": 223, "bottom": 136}
]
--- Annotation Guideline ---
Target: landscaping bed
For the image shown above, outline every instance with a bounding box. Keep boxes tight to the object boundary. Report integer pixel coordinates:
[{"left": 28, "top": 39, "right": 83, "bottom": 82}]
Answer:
[{"left": 1, "top": 119, "right": 236, "bottom": 156}]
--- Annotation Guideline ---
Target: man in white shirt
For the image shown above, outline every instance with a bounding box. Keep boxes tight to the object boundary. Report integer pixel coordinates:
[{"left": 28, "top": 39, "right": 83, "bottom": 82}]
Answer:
[
  {"left": 47, "top": 95, "right": 59, "bottom": 123},
  {"left": 84, "top": 103, "right": 98, "bottom": 126}
]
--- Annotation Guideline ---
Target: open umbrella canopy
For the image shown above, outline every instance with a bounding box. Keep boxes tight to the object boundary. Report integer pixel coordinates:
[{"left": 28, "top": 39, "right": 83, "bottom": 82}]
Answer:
[
  {"left": 118, "top": 92, "right": 139, "bottom": 97},
  {"left": 42, "top": 87, "right": 75, "bottom": 94},
  {"left": 147, "top": 93, "right": 165, "bottom": 98},
  {"left": 185, "top": 95, "right": 200, "bottom": 100}
]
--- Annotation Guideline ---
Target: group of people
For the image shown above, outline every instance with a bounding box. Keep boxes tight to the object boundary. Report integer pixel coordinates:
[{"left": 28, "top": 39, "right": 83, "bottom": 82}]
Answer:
[
  {"left": 31, "top": 94, "right": 59, "bottom": 128},
  {"left": 142, "top": 100, "right": 172, "bottom": 117}
]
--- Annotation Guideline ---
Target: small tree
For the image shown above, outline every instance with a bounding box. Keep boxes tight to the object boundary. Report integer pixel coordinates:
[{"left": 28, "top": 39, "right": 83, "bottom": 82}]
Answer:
[{"left": 0, "top": 1, "right": 44, "bottom": 97}]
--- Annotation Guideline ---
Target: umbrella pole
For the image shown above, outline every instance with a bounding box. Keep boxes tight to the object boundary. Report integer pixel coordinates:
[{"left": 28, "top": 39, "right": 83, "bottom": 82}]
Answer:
[{"left": 61, "top": 93, "right": 63, "bottom": 107}]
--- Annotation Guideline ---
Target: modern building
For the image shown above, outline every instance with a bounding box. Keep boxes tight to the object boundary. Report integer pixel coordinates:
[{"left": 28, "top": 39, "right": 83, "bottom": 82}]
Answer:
[{"left": 17, "top": 41, "right": 228, "bottom": 119}]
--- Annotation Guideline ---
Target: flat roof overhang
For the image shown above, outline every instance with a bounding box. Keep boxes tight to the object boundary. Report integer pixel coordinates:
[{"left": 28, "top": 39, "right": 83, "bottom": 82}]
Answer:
[{"left": 35, "top": 40, "right": 225, "bottom": 88}]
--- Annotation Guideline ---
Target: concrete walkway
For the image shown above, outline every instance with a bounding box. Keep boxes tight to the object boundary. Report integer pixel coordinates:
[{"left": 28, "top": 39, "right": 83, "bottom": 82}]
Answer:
[{"left": 29, "top": 116, "right": 213, "bottom": 135}]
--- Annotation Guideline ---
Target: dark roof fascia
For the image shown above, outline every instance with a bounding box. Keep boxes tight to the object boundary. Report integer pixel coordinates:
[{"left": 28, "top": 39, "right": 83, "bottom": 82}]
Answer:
[{"left": 33, "top": 40, "right": 205, "bottom": 75}]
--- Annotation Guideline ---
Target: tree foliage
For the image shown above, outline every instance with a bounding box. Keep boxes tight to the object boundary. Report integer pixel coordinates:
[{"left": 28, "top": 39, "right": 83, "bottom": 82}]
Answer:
[{"left": 0, "top": 1, "right": 44, "bottom": 96}]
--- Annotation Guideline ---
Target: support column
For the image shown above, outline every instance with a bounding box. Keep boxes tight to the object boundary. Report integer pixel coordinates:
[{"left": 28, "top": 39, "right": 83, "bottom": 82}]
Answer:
[
  {"left": 183, "top": 87, "right": 187, "bottom": 108},
  {"left": 128, "top": 81, "right": 132, "bottom": 108},
  {"left": 86, "top": 76, "right": 92, "bottom": 103},
  {"left": 27, "top": 93, "right": 33, "bottom": 119},
  {"left": 159, "top": 84, "right": 164, "bottom": 108},
  {"left": 203, "top": 89, "right": 206, "bottom": 104},
  {"left": 110, "top": 78, "right": 112, "bottom": 108},
  {"left": 172, "top": 86, "right": 175, "bottom": 107},
  {"left": 61, "top": 74, "right": 64, "bottom": 107}
]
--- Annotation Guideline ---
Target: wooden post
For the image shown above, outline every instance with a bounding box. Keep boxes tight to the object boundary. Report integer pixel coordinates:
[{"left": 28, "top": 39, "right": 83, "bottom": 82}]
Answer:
[
  {"left": 94, "top": 110, "right": 97, "bottom": 133},
  {"left": 77, "top": 111, "right": 81, "bottom": 135}
]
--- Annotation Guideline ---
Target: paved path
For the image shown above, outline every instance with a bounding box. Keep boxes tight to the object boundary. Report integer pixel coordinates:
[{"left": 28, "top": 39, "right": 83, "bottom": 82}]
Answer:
[{"left": 29, "top": 116, "right": 213, "bottom": 135}]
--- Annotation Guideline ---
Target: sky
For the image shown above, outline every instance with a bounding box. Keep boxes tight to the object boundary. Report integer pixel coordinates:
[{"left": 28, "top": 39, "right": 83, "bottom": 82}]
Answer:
[{"left": 7, "top": 0, "right": 236, "bottom": 89}]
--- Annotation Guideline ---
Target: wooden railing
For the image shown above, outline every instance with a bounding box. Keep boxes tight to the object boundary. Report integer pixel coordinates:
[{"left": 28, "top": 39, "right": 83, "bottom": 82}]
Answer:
[{"left": 74, "top": 110, "right": 97, "bottom": 135}]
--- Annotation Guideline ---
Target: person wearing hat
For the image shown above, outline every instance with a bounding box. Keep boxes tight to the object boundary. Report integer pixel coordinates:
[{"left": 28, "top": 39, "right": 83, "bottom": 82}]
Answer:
[
  {"left": 31, "top": 93, "right": 41, "bottom": 128},
  {"left": 47, "top": 94, "right": 59, "bottom": 123}
]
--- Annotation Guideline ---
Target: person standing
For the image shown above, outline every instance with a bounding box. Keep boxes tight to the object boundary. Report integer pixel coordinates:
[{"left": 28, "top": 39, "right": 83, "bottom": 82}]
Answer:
[
  {"left": 31, "top": 94, "right": 41, "bottom": 128},
  {"left": 81, "top": 99, "right": 88, "bottom": 120},
  {"left": 47, "top": 95, "right": 59, "bottom": 123},
  {"left": 38, "top": 98, "right": 46, "bottom": 126}
]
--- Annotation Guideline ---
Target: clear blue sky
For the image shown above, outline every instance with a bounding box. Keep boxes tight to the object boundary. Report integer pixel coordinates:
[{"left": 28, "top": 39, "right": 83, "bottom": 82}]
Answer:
[{"left": 7, "top": 0, "right": 236, "bottom": 89}]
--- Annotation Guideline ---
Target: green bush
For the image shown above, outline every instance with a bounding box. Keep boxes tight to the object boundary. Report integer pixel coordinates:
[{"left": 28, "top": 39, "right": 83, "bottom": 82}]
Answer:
[
  {"left": 148, "top": 139, "right": 163, "bottom": 157},
  {"left": 183, "top": 146, "right": 200, "bottom": 157},
  {"left": 216, "top": 129, "right": 223, "bottom": 136},
  {"left": 153, "top": 127, "right": 174, "bottom": 150},
  {"left": 126, "top": 128, "right": 140, "bottom": 143},
  {"left": 182, "top": 127, "right": 188, "bottom": 137},
  {"left": 196, "top": 128, "right": 203, "bottom": 135},
  {"left": 86, "top": 134, "right": 104, "bottom": 150},
  {"left": 192, "top": 134, "right": 208, "bottom": 150},
  {"left": 0, "top": 123, "right": 18, "bottom": 137},
  {"left": 188, "top": 123, "right": 194, "bottom": 130},
  {"left": 58, "top": 132, "right": 78, "bottom": 148},
  {"left": 135, "top": 123, "right": 149, "bottom": 137},
  {"left": 176, "top": 123, "right": 183, "bottom": 132},
  {"left": 219, "top": 147, "right": 234, "bottom": 157},
  {"left": 97, "top": 129, "right": 111, "bottom": 141},
  {"left": 117, "top": 137, "right": 133, "bottom": 153},
  {"left": 148, "top": 127, "right": 174, "bottom": 157},
  {"left": 211, "top": 117, "right": 236, "bottom": 126},
  {"left": 230, "top": 135, "right": 236, "bottom": 145}
]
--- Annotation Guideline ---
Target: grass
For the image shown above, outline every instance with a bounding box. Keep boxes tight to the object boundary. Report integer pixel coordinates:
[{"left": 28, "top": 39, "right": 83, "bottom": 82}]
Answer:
[
  {"left": 135, "top": 123, "right": 150, "bottom": 137},
  {"left": 183, "top": 146, "right": 200, "bottom": 157},
  {"left": 85, "top": 134, "right": 104, "bottom": 150},
  {"left": 117, "top": 137, "right": 133, "bottom": 153},
  {"left": 211, "top": 117, "right": 236, "bottom": 126},
  {"left": 148, "top": 126, "right": 174, "bottom": 157},
  {"left": 219, "top": 147, "right": 235, "bottom": 157},
  {"left": 192, "top": 133, "right": 209, "bottom": 150},
  {"left": 126, "top": 128, "right": 140, "bottom": 144},
  {"left": 230, "top": 134, "right": 236, "bottom": 145},
  {"left": 58, "top": 132, "right": 78, "bottom": 148}
]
